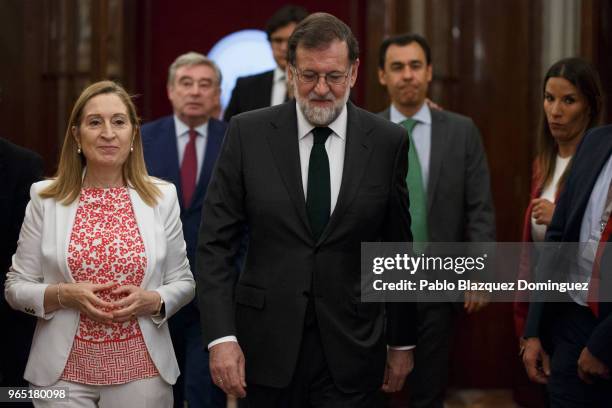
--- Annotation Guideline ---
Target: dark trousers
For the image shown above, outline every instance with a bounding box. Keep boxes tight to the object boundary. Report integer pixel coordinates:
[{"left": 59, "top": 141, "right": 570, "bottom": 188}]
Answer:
[
  {"left": 246, "top": 302, "right": 384, "bottom": 408},
  {"left": 170, "top": 302, "right": 226, "bottom": 408},
  {"left": 546, "top": 303, "right": 612, "bottom": 408},
  {"left": 407, "top": 303, "right": 456, "bottom": 408}
]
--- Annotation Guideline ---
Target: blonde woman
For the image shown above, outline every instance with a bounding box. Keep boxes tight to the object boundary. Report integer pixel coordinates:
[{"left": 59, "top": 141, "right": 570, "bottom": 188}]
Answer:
[{"left": 5, "top": 81, "right": 194, "bottom": 407}]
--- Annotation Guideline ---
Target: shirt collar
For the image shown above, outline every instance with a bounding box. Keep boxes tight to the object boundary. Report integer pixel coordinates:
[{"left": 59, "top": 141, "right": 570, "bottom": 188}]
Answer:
[
  {"left": 273, "top": 66, "right": 286, "bottom": 83},
  {"left": 173, "top": 115, "right": 208, "bottom": 139},
  {"left": 390, "top": 102, "right": 431, "bottom": 126},
  {"left": 296, "top": 101, "right": 348, "bottom": 141}
]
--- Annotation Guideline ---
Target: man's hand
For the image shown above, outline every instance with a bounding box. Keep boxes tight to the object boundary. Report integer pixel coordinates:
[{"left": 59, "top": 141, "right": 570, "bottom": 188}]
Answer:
[
  {"left": 578, "top": 347, "right": 610, "bottom": 384},
  {"left": 382, "top": 348, "right": 414, "bottom": 393},
  {"left": 209, "top": 341, "right": 247, "bottom": 398},
  {"left": 464, "top": 290, "right": 489, "bottom": 313},
  {"left": 522, "top": 337, "right": 550, "bottom": 384}
]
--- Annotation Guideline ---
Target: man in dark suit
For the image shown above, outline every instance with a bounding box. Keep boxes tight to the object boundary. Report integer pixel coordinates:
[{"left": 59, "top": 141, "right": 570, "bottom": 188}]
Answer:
[
  {"left": 0, "top": 138, "right": 43, "bottom": 399},
  {"left": 378, "top": 33, "right": 496, "bottom": 408},
  {"left": 523, "top": 125, "right": 612, "bottom": 407},
  {"left": 142, "top": 52, "right": 227, "bottom": 408},
  {"left": 223, "top": 4, "right": 308, "bottom": 121},
  {"left": 198, "top": 13, "right": 416, "bottom": 407}
]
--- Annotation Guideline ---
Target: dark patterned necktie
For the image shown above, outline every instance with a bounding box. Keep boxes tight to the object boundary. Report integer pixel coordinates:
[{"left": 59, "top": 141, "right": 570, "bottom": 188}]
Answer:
[{"left": 180, "top": 129, "right": 197, "bottom": 207}]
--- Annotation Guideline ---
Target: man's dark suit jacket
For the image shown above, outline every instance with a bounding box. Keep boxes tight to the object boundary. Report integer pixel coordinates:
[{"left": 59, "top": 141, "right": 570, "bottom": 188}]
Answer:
[
  {"left": 379, "top": 108, "right": 495, "bottom": 242},
  {"left": 0, "top": 138, "right": 43, "bottom": 388},
  {"left": 141, "top": 116, "right": 227, "bottom": 272},
  {"left": 198, "top": 101, "right": 417, "bottom": 392},
  {"left": 525, "top": 124, "right": 612, "bottom": 367},
  {"left": 223, "top": 70, "right": 274, "bottom": 122}
]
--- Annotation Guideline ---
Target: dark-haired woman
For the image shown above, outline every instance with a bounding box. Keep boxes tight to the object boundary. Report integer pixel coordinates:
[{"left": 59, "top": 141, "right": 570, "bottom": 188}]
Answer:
[{"left": 513, "top": 58, "right": 603, "bottom": 407}]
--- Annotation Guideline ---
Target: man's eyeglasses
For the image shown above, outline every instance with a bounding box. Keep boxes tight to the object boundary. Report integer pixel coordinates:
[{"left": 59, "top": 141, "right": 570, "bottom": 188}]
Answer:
[{"left": 291, "top": 67, "right": 352, "bottom": 86}]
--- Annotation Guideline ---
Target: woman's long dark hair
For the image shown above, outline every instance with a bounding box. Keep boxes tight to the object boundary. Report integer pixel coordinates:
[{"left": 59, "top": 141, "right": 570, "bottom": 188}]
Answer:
[{"left": 536, "top": 57, "right": 603, "bottom": 190}]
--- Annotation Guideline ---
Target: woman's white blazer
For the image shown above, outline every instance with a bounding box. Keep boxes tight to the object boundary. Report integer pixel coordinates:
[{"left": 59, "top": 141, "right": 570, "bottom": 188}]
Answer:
[{"left": 4, "top": 179, "right": 196, "bottom": 386}]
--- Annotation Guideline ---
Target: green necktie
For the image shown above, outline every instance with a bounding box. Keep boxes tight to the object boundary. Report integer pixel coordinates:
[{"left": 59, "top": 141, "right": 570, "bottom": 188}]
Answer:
[
  {"left": 307, "top": 127, "right": 332, "bottom": 240},
  {"left": 401, "top": 118, "right": 428, "bottom": 252}
]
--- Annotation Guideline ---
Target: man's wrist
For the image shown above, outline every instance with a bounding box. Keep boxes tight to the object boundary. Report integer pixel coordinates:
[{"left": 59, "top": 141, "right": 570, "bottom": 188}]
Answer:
[{"left": 208, "top": 335, "right": 238, "bottom": 350}]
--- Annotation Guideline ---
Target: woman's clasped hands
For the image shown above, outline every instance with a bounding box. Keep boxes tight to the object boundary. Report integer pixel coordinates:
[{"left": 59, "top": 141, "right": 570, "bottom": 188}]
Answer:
[{"left": 57, "top": 281, "right": 161, "bottom": 324}]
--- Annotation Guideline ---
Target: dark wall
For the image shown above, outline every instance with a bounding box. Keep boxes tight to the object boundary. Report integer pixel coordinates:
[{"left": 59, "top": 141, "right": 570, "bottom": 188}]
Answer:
[
  {"left": 132, "top": 0, "right": 367, "bottom": 123},
  {"left": 597, "top": 0, "right": 612, "bottom": 121},
  {"left": 0, "top": 0, "right": 50, "bottom": 163}
]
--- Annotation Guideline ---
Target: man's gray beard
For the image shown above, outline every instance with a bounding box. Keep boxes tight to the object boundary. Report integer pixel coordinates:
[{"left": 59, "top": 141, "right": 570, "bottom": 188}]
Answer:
[{"left": 295, "top": 84, "right": 350, "bottom": 126}]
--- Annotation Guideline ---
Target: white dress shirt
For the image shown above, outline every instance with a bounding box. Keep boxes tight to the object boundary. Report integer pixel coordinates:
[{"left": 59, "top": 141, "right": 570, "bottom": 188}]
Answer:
[
  {"left": 174, "top": 116, "right": 208, "bottom": 183},
  {"left": 271, "top": 67, "right": 288, "bottom": 107},
  {"left": 297, "top": 103, "right": 346, "bottom": 212}
]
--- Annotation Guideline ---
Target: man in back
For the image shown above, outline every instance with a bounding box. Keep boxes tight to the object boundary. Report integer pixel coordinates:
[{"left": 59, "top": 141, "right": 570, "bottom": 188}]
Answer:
[
  {"left": 141, "top": 52, "right": 227, "bottom": 408},
  {"left": 223, "top": 4, "right": 308, "bottom": 121},
  {"left": 378, "top": 33, "right": 496, "bottom": 408}
]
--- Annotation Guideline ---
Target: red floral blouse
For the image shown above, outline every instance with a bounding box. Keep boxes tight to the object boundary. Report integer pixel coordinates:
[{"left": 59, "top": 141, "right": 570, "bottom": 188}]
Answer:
[{"left": 61, "top": 187, "right": 158, "bottom": 384}]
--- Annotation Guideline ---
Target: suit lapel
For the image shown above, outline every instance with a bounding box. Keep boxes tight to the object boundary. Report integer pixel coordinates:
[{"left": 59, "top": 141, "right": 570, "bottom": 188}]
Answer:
[
  {"left": 189, "top": 120, "right": 223, "bottom": 211},
  {"left": 320, "top": 103, "right": 373, "bottom": 244},
  {"left": 427, "top": 110, "right": 448, "bottom": 212},
  {"left": 129, "top": 187, "right": 156, "bottom": 286},
  {"left": 379, "top": 108, "right": 391, "bottom": 121},
  {"left": 56, "top": 198, "right": 79, "bottom": 282},
  {"left": 260, "top": 71, "right": 274, "bottom": 108},
  {"left": 566, "top": 135, "right": 612, "bottom": 236},
  {"left": 266, "top": 102, "right": 312, "bottom": 236},
  {"left": 157, "top": 119, "right": 182, "bottom": 205}
]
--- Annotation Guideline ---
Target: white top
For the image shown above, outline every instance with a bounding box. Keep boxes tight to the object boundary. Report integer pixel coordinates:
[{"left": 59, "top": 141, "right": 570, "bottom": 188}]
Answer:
[
  {"left": 531, "top": 155, "right": 571, "bottom": 242},
  {"left": 271, "top": 67, "right": 287, "bottom": 107},
  {"left": 174, "top": 116, "right": 208, "bottom": 183}
]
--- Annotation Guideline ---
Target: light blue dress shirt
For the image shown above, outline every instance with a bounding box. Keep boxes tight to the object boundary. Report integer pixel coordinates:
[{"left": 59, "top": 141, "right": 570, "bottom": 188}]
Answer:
[{"left": 569, "top": 153, "right": 612, "bottom": 305}]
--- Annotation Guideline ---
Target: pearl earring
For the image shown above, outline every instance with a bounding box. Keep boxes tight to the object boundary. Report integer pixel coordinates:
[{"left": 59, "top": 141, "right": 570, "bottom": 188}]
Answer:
[
  {"left": 77, "top": 145, "right": 82, "bottom": 154},
  {"left": 130, "top": 145, "right": 134, "bottom": 152}
]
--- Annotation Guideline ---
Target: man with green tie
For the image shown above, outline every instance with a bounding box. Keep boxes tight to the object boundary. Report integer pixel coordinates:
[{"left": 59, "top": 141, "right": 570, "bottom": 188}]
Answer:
[
  {"left": 378, "top": 33, "right": 496, "bottom": 408},
  {"left": 198, "top": 14, "right": 417, "bottom": 407}
]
